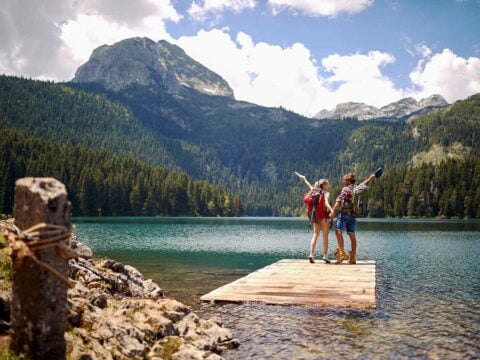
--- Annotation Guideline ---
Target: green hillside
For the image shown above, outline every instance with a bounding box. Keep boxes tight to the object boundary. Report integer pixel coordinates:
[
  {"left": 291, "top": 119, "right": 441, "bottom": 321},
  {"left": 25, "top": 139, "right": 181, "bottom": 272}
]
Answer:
[
  {"left": 70, "top": 81, "right": 359, "bottom": 182},
  {"left": 0, "top": 127, "right": 242, "bottom": 217},
  {"left": 341, "top": 93, "right": 480, "bottom": 175},
  {"left": 1, "top": 74, "right": 479, "bottom": 217},
  {"left": 365, "top": 156, "right": 480, "bottom": 218},
  {"left": 0, "top": 75, "right": 232, "bottom": 179}
]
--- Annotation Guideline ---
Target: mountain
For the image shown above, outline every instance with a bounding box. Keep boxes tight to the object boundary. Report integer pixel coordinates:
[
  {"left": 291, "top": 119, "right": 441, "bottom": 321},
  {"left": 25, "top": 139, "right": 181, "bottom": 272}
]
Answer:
[
  {"left": 72, "top": 37, "right": 234, "bottom": 97},
  {"left": 315, "top": 95, "right": 448, "bottom": 121},
  {"left": 379, "top": 97, "right": 418, "bottom": 118},
  {"left": 1, "top": 36, "right": 479, "bottom": 218},
  {"left": 315, "top": 102, "right": 384, "bottom": 120},
  {"left": 0, "top": 74, "right": 358, "bottom": 215}
]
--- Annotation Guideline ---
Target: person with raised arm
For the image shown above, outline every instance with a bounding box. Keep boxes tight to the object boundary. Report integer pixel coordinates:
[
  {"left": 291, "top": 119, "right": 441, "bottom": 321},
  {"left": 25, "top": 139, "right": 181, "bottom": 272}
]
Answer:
[
  {"left": 296, "top": 172, "right": 334, "bottom": 264},
  {"left": 331, "top": 168, "right": 382, "bottom": 264}
]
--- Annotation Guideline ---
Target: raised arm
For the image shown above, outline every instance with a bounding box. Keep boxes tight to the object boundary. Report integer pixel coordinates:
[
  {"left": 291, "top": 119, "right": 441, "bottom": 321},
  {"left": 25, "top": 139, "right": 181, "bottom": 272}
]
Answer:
[
  {"left": 362, "top": 173, "right": 376, "bottom": 186},
  {"left": 355, "top": 173, "right": 376, "bottom": 195},
  {"left": 296, "top": 172, "right": 314, "bottom": 190}
]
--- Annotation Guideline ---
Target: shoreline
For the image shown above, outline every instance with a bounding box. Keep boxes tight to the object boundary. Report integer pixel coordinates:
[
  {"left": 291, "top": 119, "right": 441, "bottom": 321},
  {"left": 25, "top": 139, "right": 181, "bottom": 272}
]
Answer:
[{"left": 0, "top": 221, "right": 239, "bottom": 359}]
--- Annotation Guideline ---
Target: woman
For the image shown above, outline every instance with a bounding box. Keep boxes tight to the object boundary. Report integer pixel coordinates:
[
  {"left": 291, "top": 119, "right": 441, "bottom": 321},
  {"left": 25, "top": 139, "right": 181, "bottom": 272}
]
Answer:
[{"left": 297, "top": 174, "right": 334, "bottom": 263}]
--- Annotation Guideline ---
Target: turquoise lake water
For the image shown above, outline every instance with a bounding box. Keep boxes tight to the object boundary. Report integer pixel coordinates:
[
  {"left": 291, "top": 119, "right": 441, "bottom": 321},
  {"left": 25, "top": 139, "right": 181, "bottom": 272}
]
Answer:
[{"left": 74, "top": 217, "right": 480, "bottom": 359}]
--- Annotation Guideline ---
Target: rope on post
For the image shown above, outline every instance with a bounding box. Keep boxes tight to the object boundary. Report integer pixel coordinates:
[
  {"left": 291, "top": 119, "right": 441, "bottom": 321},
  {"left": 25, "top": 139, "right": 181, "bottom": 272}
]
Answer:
[{"left": 3, "top": 223, "right": 78, "bottom": 286}]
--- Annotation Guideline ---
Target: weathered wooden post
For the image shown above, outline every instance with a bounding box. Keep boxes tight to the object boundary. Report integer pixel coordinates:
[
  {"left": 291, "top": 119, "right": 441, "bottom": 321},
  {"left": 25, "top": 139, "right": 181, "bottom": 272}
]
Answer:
[{"left": 10, "top": 178, "right": 71, "bottom": 359}]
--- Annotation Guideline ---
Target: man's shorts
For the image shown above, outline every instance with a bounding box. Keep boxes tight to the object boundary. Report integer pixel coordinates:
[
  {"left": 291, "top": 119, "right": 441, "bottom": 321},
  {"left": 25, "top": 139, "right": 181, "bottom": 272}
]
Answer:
[{"left": 336, "top": 213, "right": 356, "bottom": 234}]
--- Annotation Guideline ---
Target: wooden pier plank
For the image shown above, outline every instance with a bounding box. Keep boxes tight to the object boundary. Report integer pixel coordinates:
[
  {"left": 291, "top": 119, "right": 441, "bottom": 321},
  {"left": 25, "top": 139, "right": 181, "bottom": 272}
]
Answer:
[{"left": 201, "top": 259, "right": 376, "bottom": 309}]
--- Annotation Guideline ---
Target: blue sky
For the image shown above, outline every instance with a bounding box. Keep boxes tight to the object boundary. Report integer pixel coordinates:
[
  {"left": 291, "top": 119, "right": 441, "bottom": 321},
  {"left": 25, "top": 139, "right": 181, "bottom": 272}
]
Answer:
[
  {"left": 1, "top": 0, "right": 479, "bottom": 116},
  {"left": 167, "top": 0, "right": 480, "bottom": 89}
]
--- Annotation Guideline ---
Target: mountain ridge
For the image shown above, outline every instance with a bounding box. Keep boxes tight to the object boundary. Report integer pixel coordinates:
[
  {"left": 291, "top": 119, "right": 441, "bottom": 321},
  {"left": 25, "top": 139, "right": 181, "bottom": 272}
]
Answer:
[
  {"left": 2, "top": 34, "right": 479, "bottom": 217},
  {"left": 315, "top": 94, "right": 448, "bottom": 121}
]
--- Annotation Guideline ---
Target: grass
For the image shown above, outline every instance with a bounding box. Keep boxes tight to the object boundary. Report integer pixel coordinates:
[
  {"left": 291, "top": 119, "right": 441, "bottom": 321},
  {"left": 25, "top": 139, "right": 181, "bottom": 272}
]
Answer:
[
  {"left": 0, "top": 347, "right": 25, "bottom": 360},
  {"left": 0, "top": 232, "right": 11, "bottom": 291},
  {"left": 158, "top": 337, "right": 182, "bottom": 360},
  {"left": 0, "top": 232, "right": 12, "bottom": 291}
]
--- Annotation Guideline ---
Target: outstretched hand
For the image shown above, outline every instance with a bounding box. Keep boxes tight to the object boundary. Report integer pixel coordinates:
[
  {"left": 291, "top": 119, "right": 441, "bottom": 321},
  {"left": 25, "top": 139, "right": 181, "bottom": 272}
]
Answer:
[{"left": 294, "top": 172, "right": 305, "bottom": 181}]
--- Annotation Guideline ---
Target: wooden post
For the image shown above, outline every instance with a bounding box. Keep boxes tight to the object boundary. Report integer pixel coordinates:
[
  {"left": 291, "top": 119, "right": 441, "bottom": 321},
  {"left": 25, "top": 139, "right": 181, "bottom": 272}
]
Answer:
[{"left": 10, "top": 178, "right": 71, "bottom": 360}]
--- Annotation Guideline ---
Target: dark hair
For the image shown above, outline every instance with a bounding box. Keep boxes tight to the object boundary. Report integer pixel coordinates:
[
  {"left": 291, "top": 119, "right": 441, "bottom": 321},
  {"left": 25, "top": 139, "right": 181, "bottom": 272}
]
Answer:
[{"left": 343, "top": 173, "right": 356, "bottom": 185}]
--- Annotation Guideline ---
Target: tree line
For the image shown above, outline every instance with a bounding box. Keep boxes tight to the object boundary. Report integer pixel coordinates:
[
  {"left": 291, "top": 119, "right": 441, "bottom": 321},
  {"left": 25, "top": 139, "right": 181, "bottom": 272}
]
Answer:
[
  {"left": 363, "top": 156, "right": 480, "bottom": 218},
  {"left": 1, "top": 75, "right": 479, "bottom": 217},
  {"left": 0, "top": 127, "right": 243, "bottom": 217}
]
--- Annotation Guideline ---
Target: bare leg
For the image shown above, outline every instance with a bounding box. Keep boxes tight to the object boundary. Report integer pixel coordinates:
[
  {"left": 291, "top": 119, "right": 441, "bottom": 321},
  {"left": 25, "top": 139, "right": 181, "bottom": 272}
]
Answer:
[
  {"left": 321, "top": 221, "right": 329, "bottom": 256},
  {"left": 310, "top": 223, "right": 321, "bottom": 257},
  {"left": 335, "top": 229, "right": 344, "bottom": 250},
  {"left": 348, "top": 233, "right": 357, "bottom": 252}
]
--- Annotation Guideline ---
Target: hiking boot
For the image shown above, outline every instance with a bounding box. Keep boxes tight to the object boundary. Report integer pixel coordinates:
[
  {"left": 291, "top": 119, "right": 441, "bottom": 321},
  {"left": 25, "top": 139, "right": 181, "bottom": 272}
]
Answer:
[
  {"left": 335, "top": 248, "right": 348, "bottom": 264},
  {"left": 322, "top": 255, "right": 331, "bottom": 264},
  {"left": 349, "top": 251, "right": 356, "bottom": 264},
  {"left": 334, "top": 247, "right": 348, "bottom": 260},
  {"left": 308, "top": 256, "right": 315, "bottom": 264}
]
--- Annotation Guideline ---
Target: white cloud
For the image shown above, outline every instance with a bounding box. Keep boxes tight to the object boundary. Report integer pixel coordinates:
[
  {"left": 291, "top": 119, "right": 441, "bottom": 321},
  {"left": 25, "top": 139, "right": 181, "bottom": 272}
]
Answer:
[
  {"left": 322, "top": 51, "right": 404, "bottom": 107},
  {"left": 176, "top": 29, "right": 326, "bottom": 115},
  {"left": 268, "top": 0, "right": 374, "bottom": 17},
  {"left": 178, "top": 30, "right": 480, "bottom": 115},
  {"left": 0, "top": 0, "right": 180, "bottom": 81},
  {"left": 176, "top": 29, "right": 404, "bottom": 115},
  {"left": 1, "top": 1, "right": 479, "bottom": 117},
  {"left": 416, "top": 44, "right": 432, "bottom": 58},
  {"left": 188, "top": 0, "right": 257, "bottom": 21},
  {"left": 60, "top": 14, "right": 175, "bottom": 68},
  {"left": 409, "top": 48, "right": 480, "bottom": 103}
]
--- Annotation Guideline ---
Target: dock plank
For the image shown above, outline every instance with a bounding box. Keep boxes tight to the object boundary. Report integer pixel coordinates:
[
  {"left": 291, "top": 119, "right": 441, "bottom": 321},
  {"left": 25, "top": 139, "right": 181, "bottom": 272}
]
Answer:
[{"left": 201, "top": 259, "right": 376, "bottom": 309}]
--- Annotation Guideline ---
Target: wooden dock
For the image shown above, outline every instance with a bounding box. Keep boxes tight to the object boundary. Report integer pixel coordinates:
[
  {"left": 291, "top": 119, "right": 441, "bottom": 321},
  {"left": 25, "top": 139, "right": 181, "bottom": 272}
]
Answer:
[{"left": 201, "top": 259, "right": 376, "bottom": 309}]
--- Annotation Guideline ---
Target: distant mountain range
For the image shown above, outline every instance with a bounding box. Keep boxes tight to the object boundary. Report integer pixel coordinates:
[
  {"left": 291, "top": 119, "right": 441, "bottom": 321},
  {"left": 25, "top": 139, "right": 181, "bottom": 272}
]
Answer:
[
  {"left": 73, "top": 36, "right": 449, "bottom": 122},
  {"left": 314, "top": 95, "right": 448, "bottom": 121},
  {"left": 1, "top": 36, "right": 479, "bottom": 218}
]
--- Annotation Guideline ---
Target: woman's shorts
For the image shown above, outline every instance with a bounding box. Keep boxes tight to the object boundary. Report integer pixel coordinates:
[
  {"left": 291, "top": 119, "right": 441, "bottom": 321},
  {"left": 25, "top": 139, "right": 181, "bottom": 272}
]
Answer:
[{"left": 336, "top": 213, "right": 356, "bottom": 234}]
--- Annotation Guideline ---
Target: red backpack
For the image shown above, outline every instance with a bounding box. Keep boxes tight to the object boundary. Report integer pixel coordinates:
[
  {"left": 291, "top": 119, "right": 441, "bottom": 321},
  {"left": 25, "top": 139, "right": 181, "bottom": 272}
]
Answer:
[{"left": 303, "top": 189, "right": 328, "bottom": 223}]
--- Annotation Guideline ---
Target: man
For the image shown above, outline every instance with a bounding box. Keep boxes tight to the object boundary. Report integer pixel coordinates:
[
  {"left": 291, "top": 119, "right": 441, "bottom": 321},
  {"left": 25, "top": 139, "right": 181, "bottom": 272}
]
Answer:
[{"left": 331, "top": 172, "right": 376, "bottom": 264}]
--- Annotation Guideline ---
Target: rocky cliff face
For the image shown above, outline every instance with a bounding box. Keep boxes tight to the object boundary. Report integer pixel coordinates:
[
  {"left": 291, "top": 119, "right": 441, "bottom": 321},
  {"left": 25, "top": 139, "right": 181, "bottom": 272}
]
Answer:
[
  {"left": 314, "top": 95, "right": 448, "bottom": 121},
  {"left": 380, "top": 97, "right": 418, "bottom": 118},
  {"left": 72, "top": 37, "right": 234, "bottom": 98},
  {"left": 328, "top": 102, "right": 384, "bottom": 120}
]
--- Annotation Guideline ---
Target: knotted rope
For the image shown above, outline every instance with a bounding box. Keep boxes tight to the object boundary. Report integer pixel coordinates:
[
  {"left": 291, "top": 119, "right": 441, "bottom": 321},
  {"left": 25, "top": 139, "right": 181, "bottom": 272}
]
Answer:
[{"left": 3, "top": 223, "right": 78, "bottom": 286}]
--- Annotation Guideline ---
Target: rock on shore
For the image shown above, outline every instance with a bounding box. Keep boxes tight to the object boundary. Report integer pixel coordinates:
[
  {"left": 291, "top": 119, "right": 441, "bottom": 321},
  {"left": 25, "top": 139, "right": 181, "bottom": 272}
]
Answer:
[{"left": 0, "top": 230, "right": 239, "bottom": 359}]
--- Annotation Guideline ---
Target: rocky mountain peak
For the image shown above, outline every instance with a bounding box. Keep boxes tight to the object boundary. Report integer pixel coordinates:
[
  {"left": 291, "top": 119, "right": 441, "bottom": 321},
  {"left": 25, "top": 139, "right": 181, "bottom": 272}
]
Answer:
[
  {"left": 314, "top": 94, "right": 448, "bottom": 121},
  {"left": 72, "top": 37, "right": 234, "bottom": 98},
  {"left": 315, "top": 102, "right": 384, "bottom": 120},
  {"left": 418, "top": 94, "right": 448, "bottom": 108}
]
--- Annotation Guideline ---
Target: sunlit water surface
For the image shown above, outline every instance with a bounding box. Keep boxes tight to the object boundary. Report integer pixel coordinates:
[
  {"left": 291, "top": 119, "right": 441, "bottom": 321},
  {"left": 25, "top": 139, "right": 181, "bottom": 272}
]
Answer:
[{"left": 74, "top": 217, "right": 480, "bottom": 359}]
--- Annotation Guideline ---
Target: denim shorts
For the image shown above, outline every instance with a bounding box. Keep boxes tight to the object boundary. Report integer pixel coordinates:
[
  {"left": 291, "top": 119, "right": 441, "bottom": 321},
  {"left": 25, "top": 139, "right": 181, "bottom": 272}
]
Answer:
[{"left": 336, "top": 213, "right": 356, "bottom": 234}]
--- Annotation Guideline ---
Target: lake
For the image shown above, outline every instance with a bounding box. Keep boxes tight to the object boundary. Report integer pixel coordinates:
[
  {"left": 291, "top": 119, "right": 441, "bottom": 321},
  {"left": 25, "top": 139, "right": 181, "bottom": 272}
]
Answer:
[{"left": 74, "top": 217, "right": 480, "bottom": 359}]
